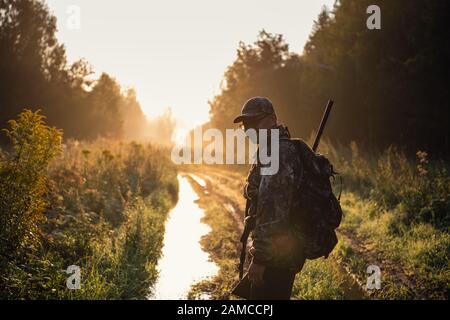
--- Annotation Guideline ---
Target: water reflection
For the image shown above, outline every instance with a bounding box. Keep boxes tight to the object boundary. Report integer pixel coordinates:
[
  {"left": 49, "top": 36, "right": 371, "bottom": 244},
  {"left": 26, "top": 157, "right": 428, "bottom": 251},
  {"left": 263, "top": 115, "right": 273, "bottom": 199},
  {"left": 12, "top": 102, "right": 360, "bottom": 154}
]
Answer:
[{"left": 149, "top": 174, "right": 218, "bottom": 299}]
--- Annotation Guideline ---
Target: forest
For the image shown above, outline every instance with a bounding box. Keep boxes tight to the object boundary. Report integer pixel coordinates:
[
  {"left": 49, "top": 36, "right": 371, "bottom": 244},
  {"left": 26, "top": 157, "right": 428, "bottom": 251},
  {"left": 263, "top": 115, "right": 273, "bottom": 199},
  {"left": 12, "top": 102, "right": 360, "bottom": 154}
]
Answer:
[
  {"left": 0, "top": 0, "right": 448, "bottom": 300},
  {"left": 0, "top": 0, "right": 175, "bottom": 143},
  {"left": 207, "top": 0, "right": 450, "bottom": 156}
]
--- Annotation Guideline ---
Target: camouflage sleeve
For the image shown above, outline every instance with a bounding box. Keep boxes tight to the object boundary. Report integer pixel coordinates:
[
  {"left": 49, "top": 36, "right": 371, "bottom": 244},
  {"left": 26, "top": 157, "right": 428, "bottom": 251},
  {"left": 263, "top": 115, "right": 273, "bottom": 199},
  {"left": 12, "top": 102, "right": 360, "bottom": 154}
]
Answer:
[
  {"left": 243, "top": 163, "right": 260, "bottom": 201},
  {"left": 249, "top": 141, "right": 300, "bottom": 265},
  {"left": 243, "top": 163, "right": 261, "bottom": 219}
]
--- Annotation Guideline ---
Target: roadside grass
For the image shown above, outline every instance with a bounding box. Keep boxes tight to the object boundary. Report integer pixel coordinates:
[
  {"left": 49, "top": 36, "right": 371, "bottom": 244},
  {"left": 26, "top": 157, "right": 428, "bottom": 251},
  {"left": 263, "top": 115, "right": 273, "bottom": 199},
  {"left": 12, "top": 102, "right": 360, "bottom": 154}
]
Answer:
[
  {"left": 315, "top": 139, "right": 449, "bottom": 299},
  {"left": 0, "top": 110, "right": 178, "bottom": 299},
  {"left": 339, "top": 192, "right": 449, "bottom": 299},
  {"left": 292, "top": 256, "right": 347, "bottom": 299}
]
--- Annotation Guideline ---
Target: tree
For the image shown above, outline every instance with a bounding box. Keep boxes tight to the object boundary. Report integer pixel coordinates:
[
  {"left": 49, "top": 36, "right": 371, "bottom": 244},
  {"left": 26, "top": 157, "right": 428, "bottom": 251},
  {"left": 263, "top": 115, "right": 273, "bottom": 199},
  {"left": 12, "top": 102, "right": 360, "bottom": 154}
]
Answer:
[
  {"left": 207, "top": 1, "right": 450, "bottom": 155},
  {"left": 0, "top": 0, "right": 150, "bottom": 141}
]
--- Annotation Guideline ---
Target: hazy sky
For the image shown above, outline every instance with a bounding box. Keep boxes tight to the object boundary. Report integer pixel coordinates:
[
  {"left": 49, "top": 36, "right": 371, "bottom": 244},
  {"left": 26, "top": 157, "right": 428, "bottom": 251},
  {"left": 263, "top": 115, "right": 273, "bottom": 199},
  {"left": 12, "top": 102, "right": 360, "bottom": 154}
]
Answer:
[{"left": 45, "top": 0, "right": 335, "bottom": 132}]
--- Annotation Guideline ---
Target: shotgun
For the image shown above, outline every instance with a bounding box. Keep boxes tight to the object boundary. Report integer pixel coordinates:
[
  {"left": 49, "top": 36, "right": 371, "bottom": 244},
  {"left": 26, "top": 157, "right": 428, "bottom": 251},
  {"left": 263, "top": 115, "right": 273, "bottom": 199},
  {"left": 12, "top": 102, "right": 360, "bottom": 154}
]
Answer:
[{"left": 312, "top": 100, "right": 334, "bottom": 152}]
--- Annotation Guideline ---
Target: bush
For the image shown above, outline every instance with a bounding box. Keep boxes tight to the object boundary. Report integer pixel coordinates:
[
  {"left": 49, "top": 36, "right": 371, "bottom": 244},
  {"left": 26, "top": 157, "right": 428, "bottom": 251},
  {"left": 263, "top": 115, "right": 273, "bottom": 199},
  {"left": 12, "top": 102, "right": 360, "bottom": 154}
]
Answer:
[
  {"left": 0, "top": 110, "right": 61, "bottom": 265},
  {"left": 0, "top": 110, "right": 178, "bottom": 299}
]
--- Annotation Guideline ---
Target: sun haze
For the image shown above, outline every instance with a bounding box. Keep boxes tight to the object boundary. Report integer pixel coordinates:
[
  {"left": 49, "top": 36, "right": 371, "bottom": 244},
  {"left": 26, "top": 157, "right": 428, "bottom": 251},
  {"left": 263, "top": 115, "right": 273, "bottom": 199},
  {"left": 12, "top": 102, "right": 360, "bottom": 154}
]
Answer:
[{"left": 45, "top": 0, "right": 335, "bottom": 133}]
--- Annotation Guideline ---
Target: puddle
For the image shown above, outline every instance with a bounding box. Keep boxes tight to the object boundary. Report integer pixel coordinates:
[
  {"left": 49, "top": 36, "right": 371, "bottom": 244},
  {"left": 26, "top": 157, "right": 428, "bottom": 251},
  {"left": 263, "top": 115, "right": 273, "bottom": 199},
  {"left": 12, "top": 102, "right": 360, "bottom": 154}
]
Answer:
[
  {"left": 148, "top": 175, "right": 219, "bottom": 299},
  {"left": 189, "top": 174, "right": 207, "bottom": 188}
]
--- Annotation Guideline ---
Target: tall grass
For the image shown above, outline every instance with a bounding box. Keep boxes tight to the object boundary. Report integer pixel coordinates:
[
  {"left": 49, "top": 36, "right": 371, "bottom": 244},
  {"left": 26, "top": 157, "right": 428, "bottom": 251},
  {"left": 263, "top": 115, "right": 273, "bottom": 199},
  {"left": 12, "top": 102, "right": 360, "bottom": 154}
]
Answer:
[
  {"left": 0, "top": 110, "right": 178, "bottom": 299},
  {"left": 317, "top": 139, "right": 449, "bottom": 299}
]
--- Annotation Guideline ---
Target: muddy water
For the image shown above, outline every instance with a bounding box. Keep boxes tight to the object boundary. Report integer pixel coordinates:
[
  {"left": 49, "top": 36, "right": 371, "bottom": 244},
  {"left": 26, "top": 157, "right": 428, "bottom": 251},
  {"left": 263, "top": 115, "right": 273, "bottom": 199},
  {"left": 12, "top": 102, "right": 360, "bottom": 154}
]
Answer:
[{"left": 148, "top": 175, "right": 218, "bottom": 299}]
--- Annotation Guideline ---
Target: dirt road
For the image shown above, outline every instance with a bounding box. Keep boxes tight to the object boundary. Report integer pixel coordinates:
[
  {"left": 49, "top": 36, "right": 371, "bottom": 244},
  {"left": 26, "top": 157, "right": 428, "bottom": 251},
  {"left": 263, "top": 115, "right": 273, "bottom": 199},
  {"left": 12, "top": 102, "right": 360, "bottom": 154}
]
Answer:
[{"left": 183, "top": 166, "right": 367, "bottom": 299}]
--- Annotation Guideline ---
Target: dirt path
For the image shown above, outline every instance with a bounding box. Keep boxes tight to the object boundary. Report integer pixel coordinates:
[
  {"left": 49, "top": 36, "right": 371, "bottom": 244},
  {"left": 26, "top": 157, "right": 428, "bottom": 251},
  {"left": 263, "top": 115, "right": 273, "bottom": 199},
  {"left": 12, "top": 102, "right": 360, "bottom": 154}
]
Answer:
[
  {"left": 184, "top": 166, "right": 367, "bottom": 299},
  {"left": 187, "top": 168, "right": 245, "bottom": 231},
  {"left": 338, "top": 229, "right": 425, "bottom": 299}
]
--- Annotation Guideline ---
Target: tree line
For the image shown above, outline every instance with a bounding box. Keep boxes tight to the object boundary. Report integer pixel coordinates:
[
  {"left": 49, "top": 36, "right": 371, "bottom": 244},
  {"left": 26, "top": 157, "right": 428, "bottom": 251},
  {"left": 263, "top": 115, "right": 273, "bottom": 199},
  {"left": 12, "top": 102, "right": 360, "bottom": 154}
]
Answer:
[
  {"left": 207, "top": 0, "right": 450, "bottom": 156},
  {"left": 0, "top": 0, "right": 155, "bottom": 142}
]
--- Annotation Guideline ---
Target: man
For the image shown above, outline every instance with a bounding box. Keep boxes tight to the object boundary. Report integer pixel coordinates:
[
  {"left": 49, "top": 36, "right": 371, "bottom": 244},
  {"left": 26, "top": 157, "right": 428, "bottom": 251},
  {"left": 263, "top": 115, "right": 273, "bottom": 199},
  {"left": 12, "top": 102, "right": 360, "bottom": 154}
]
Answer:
[{"left": 233, "top": 97, "right": 306, "bottom": 300}]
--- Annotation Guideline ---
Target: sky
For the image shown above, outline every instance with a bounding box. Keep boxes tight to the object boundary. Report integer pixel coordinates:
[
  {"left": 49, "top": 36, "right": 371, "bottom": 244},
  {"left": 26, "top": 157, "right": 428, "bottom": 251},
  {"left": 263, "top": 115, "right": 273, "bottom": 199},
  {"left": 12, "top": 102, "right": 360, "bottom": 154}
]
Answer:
[{"left": 45, "top": 0, "right": 335, "bottom": 134}]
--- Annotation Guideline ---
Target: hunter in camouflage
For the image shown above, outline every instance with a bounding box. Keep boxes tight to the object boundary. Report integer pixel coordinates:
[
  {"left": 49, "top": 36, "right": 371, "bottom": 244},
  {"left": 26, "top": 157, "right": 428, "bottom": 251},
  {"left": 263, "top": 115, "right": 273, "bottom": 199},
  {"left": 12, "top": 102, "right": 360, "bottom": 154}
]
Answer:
[
  {"left": 245, "top": 125, "right": 305, "bottom": 270},
  {"left": 233, "top": 97, "right": 307, "bottom": 299}
]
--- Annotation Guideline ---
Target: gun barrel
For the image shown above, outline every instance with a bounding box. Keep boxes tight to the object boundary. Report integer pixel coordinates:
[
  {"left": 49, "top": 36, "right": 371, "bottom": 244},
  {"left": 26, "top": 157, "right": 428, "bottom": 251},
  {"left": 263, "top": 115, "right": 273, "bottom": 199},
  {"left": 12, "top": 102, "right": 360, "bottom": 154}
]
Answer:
[{"left": 312, "top": 100, "right": 334, "bottom": 152}]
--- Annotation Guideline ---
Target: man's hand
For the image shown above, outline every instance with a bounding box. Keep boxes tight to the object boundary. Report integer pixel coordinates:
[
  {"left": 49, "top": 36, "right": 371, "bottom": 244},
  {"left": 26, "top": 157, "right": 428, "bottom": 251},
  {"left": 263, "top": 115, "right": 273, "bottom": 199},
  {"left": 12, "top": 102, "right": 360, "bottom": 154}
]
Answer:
[{"left": 248, "top": 261, "right": 265, "bottom": 287}]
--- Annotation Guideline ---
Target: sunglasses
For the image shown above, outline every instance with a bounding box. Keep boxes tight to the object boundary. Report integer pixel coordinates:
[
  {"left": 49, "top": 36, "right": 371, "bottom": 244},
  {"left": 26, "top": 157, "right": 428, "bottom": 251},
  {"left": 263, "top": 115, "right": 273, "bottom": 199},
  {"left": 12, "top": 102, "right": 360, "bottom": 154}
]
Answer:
[{"left": 240, "top": 114, "right": 268, "bottom": 130}]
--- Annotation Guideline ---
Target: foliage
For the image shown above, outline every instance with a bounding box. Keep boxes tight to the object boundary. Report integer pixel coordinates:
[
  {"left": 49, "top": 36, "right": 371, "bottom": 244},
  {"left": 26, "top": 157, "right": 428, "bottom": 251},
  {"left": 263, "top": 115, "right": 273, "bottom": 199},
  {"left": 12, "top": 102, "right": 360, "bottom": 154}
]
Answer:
[
  {"left": 0, "top": 0, "right": 156, "bottom": 141},
  {"left": 0, "top": 110, "right": 178, "bottom": 299},
  {"left": 322, "top": 140, "right": 450, "bottom": 299},
  {"left": 0, "top": 110, "right": 61, "bottom": 261},
  {"left": 208, "top": 0, "right": 450, "bottom": 154}
]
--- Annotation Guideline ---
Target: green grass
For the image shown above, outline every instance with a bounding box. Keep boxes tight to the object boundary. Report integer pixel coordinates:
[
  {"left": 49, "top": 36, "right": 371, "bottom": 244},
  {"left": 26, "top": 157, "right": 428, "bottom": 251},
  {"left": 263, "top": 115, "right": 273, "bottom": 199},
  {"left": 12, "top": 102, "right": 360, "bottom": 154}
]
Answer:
[
  {"left": 292, "top": 258, "right": 347, "bottom": 299},
  {"left": 310, "top": 138, "right": 449, "bottom": 299},
  {"left": 339, "top": 193, "right": 450, "bottom": 299},
  {"left": 0, "top": 110, "right": 178, "bottom": 299}
]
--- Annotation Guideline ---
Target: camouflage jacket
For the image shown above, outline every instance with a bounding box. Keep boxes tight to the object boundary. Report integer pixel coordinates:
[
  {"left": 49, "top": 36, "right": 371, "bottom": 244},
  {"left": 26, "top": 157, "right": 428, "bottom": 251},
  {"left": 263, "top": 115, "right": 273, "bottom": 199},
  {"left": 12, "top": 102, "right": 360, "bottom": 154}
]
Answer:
[{"left": 244, "top": 125, "right": 305, "bottom": 271}]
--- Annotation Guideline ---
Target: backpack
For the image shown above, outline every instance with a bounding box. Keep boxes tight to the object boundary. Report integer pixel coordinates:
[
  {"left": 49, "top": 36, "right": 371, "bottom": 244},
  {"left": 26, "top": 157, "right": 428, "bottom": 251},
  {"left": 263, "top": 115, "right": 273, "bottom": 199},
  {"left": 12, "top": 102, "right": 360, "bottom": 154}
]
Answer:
[{"left": 289, "top": 138, "right": 342, "bottom": 260}]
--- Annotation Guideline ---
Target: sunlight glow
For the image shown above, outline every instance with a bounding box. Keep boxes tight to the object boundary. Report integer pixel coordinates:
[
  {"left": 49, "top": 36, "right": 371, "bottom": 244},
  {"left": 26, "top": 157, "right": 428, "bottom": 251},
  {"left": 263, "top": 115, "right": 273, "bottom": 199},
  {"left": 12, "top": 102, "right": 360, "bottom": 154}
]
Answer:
[
  {"left": 149, "top": 175, "right": 218, "bottom": 299},
  {"left": 45, "top": 0, "right": 335, "bottom": 132}
]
